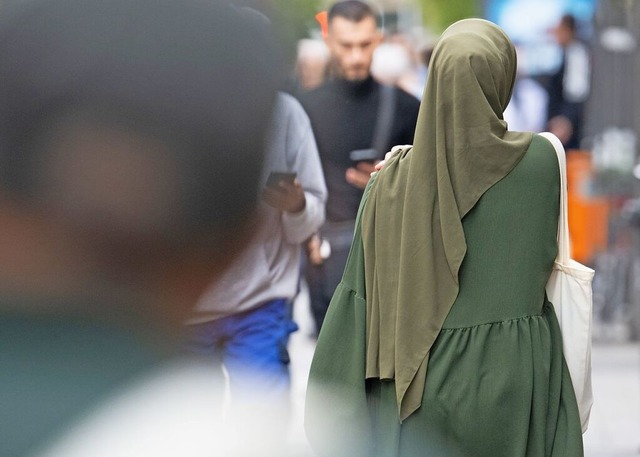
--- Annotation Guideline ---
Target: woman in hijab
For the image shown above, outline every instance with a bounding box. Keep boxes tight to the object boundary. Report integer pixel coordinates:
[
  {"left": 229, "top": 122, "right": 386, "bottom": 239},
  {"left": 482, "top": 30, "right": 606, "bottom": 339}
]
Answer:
[{"left": 305, "top": 18, "right": 583, "bottom": 457}]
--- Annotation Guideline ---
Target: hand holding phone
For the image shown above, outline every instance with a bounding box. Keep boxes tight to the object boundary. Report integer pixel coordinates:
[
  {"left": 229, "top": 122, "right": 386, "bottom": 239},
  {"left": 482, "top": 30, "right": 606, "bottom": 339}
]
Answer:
[
  {"left": 345, "top": 161, "right": 376, "bottom": 190},
  {"left": 263, "top": 171, "right": 305, "bottom": 213},
  {"left": 266, "top": 171, "right": 297, "bottom": 188}
]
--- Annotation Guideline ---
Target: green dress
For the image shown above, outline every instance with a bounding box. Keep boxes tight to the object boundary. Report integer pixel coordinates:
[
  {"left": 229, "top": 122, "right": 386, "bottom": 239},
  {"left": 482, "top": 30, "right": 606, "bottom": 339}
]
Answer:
[{"left": 305, "top": 135, "right": 584, "bottom": 456}]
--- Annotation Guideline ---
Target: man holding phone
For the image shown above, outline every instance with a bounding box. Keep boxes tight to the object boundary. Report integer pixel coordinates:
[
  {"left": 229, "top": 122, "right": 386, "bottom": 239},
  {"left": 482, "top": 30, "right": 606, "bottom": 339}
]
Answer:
[
  {"left": 299, "top": 0, "right": 419, "bottom": 333},
  {"left": 187, "top": 92, "right": 326, "bottom": 444},
  {"left": 263, "top": 171, "right": 305, "bottom": 213}
]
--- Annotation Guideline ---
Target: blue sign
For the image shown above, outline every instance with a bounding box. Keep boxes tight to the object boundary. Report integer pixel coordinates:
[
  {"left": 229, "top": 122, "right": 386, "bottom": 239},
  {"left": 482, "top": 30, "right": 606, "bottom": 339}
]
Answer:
[{"left": 486, "top": 0, "right": 597, "bottom": 75}]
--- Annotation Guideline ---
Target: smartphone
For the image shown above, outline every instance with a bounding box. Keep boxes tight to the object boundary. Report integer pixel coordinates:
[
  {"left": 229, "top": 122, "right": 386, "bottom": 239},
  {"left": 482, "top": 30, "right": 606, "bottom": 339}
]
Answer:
[
  {"left": 349, "top": 148, "right": 379, "bottom": 162},
  {"left": 266, "top": 171, "right": 297, "bottom": 188}
]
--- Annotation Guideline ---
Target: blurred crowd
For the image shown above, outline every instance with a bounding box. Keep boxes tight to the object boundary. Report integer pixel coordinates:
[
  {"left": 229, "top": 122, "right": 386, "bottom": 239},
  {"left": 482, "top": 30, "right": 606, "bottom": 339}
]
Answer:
[{"left": 290, "top": 11, "right": 590, "bottom": 148}]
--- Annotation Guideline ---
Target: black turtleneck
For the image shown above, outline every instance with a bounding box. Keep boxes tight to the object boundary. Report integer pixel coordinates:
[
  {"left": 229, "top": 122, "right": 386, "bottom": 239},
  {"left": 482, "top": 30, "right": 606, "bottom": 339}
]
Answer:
[{"left": 299, "top": 76, "right": 420, "bottom": 222}]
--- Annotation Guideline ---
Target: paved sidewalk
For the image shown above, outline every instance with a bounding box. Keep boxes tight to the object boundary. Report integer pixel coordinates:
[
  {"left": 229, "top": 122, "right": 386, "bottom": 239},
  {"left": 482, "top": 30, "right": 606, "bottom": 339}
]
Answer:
[
  {"left": 288, "top": 284, "right": 320, "bottom": 456},
  {"left": 583, "top": 342, "right": 640, "bottom": 457},
  {"left": 288, "top": 288, "right": 640, "bottom": 456}
]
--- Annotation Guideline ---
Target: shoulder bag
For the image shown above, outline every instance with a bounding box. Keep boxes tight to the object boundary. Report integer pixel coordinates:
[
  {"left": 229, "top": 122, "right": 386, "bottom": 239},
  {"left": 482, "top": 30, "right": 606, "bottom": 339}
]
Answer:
[{"left": 540, "top": 131, "right": 595, "bottom": 433}]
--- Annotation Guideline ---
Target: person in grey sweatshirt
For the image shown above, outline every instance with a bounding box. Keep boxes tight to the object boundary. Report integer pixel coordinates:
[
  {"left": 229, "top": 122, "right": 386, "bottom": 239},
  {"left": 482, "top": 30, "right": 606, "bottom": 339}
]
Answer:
[{"left": 186, "top": 92, "right": 326, "bottom": 434}]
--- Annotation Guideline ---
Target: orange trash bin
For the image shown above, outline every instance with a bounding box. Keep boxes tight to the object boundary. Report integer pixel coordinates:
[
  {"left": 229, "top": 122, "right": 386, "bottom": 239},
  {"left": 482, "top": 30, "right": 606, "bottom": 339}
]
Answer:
[{"left": 566, "top": 150, "right": 609, "bottom": 265}]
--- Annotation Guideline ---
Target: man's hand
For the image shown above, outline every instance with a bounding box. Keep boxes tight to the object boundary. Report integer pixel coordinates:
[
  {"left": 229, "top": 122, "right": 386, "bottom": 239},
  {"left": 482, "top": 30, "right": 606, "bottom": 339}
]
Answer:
[
  {"left": 374, "top": 145, "right": 413, "bottom": 173},
  {"left": 262, "top": 179, "right": 306, "bottom": 213},
  {"left": 345, "top": 161, "right": 378, "bottom": 189},
  {"left": 306, "top": 233, "right": 324, "bottom": 266}
]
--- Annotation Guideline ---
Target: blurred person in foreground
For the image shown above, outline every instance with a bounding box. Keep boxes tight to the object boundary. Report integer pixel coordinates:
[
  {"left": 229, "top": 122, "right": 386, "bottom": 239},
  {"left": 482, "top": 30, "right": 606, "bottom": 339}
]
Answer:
[
  {"left": 299, "top": 0, "right": 420, "bottom": 334},
  {"left": 186, "top": 90, "right": 327, "bottom": 449},
  {"left": 305, "top": 19, "right": 584, "bottom": 456},
  {"left": 0, "top": 0, "right": 281, "bottom": 455},
  {"left": 546, "top": 14, "right": 591, "bottom": 150}
]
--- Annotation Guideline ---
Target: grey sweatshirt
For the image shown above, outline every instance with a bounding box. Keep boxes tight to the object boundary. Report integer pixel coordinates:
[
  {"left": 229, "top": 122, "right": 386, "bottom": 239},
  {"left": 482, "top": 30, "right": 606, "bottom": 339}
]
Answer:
[{"left": 189, "top": 93, "right": 327, "bottom": 322}]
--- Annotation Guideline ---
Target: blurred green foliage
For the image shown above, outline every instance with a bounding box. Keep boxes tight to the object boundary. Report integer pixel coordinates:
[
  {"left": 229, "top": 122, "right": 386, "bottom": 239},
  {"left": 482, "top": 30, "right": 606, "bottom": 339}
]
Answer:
[
  {"left": 270, "top": 0, "right": 325, "bottom": 64},
  {"left": 418, "top": 0, "right": 479, "bottom": 32},
  {"left": 267, "top": 0, "right": 479, "bottom": 61},
  {"left": 270, "top": 0, "right": 479, "bottom": 40},
  {"left": 272, "top": 0, "right": 324, "bottom": 40}
]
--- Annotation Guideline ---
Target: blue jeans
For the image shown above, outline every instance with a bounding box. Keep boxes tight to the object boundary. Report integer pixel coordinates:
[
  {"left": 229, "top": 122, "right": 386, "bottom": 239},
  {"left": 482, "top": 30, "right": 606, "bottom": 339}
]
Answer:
[{"left": 186, "top": 299, "right": 298, "bottom": 402}]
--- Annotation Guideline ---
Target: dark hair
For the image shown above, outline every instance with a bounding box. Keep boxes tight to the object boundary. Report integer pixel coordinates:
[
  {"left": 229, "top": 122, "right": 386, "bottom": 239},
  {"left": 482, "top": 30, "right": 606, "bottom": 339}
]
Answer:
[
  {"left": 328, "top": 0, "right": 376, "bottom": 24},
  {"left": 0, "top": 0, "right": 281, "bottom": 238},
  {"left": 560, "top": 14, "right": 577, "bottom": 34}
]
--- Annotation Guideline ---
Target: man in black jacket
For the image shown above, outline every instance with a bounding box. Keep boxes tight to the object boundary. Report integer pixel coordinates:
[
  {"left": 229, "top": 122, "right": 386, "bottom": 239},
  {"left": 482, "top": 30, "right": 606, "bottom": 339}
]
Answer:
[{"left": 300, "top": 0, "right": 420, "bottom": 333}]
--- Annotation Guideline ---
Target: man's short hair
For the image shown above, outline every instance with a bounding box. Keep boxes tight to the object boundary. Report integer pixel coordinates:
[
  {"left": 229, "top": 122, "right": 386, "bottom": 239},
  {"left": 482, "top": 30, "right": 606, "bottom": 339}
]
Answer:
[{"left": 328, "top": 0, "right": 376, "bottom": 24}]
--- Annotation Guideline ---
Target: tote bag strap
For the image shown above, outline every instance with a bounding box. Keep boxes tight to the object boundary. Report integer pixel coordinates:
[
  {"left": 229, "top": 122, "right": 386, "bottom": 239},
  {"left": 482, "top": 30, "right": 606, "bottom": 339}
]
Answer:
[{"left": 539, "top": 132, "right": 570, "bottom": 264}]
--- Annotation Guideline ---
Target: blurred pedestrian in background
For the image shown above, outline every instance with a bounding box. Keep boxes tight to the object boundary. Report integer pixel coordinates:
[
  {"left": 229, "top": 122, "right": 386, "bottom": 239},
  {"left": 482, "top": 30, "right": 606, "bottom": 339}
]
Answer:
[
  {"left": 371, "top": 41, "right": 412, "bottom": 88},
  {"left": 504, "top": 45, "right": 548, "bottom": 133},
  {"left": 299, "top": 0, "right": 420, "bottom": 334},
  {"left": 186, "top": 91, "right": 326, "bottom": 452},
  {"left": 292, "top": 39, "right": 331, "bottom": 94},
  {"left": 372, "top": 34, "right": 431, "bottom": 100},
  {"left": 0, "top": 0, "right": 281, "bottom": 455},
  {"left": 546, "top": 14, "right": 591, "bottom": 150},
  {"left": 306, "top": 18, "right": 584, "bottom": 457}
]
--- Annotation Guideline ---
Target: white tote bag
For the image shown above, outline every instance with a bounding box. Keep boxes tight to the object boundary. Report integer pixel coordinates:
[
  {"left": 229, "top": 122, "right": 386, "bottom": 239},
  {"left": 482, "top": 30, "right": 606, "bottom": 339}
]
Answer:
[{"left": 540, "top": 132, "right": 595, "bottom": 433}]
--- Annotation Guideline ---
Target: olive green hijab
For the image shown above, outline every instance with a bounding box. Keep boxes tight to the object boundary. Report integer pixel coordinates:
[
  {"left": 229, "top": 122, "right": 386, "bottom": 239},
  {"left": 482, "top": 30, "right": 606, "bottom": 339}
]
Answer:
[{"left": 362, "top": 19, "right": 533, "bottom": 421}]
